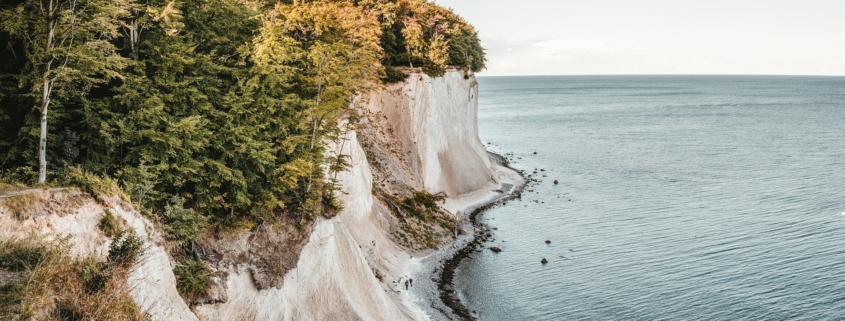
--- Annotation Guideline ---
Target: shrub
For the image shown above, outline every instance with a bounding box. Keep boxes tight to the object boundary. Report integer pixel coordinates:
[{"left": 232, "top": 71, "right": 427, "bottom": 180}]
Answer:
[
  {"left": 382, "top": 66, "right": 409, "bottom": 83},
  {"left": 383, "top": 190, "right": 453, "bottom": 250},
  {"left": 80, "top": 259, "right": 111, "bottom": 295},
  {"left": 401, "top": 191, "right": 446, "bottom": 221},
  {"left": 98, "top": 209, "right": 119, "bottom": 237},
  {"left": 59, "top": 166, "right": 128, "bottom": 201},
  {"left": 107, "top": 233, "right": 144, "bottom": 268},
  {"left": 0, "top": 182, "right": 27, "bottom": 193},
  {"left": 0, "top": 167, "right": 37, "bottom": 187},
  {"left": 164, "top": 197, "right": 209, "bottom": 244},
  {"left": 0, "top": 236, "right": 145, "bottom": 320},
  {"left": 173, "top": 258, "right": 213, "bottom": 304}
]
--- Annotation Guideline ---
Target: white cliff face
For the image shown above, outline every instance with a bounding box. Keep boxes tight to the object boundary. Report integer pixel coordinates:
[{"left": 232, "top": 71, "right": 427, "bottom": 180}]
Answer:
[
  {"left": 195, "top": 69, "right": 504, "bottom": 321},
  {"left": 364, "top": 70, "right": 497, "bottom": 198},
  {"left": 193, "top": 129, "right": 425, "bottom": 321}
]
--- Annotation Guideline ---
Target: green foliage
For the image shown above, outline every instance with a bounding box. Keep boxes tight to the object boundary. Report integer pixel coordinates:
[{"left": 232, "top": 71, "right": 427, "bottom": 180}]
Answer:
[
  {"left": 80, "top": 259, "right": 112, "bottom": 295},
  {"left": 98, "top": 209, "right": 119, "bottom": 238},
  {"left": 107, "top": 233, "right": 144, "bottom": 268},
  {"left": 0, "top": 0, "right": 485, "bottom": 233},
  {"left": 0, "top": 0, "right": 132, "bottom": 183},
  {"left": 59, "top": 166, "right": 126, "bottom": 200},
  {"left": 0, "top": 168, "right": 38, "bottom": 187},
  {"left": 164, "top": 197, "right": 208, "bottom": 244},
  {"left": 382, "top": 65, "right": 410, "bottom": 83},
  {"left": 368, "top": 0, "right": 487, "bottom": 76},
  {"left": 173, "top": 257, "right": 213, "bottom": 304}
]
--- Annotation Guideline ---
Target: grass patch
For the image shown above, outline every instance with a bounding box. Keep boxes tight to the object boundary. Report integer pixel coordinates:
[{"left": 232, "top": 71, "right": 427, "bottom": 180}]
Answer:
[
  {"left": 0, "top": 235, "right": 146, "bottom": 320},
  {"left": 0, "top": 193, "right": 45, "bottom": 221},
  {"left": 0, "top": 237, "right": 48, "bottom": 272},
  {"left": 0, "top": 182, "right": 27, "bottom": 193}
]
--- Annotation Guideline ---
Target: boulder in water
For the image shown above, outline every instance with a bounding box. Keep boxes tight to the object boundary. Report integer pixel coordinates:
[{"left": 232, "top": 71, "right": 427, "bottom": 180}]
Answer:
[
  {"left": 541, "top": 258, "right": 548, "bottom": 264},
  {"left": 490, "top": 247, "right": 502, "bottom": 253}
]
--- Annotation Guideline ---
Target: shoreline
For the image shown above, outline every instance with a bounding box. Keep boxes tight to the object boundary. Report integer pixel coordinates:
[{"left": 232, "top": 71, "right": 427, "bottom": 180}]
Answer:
[{"left": 433, "top": 152, "right": 527, "bottom": 320}]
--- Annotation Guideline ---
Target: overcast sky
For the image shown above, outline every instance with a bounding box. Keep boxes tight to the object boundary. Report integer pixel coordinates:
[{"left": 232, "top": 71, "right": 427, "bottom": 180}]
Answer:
[{"left": 434, "top": 0, "right": 845, "bottom": 76}]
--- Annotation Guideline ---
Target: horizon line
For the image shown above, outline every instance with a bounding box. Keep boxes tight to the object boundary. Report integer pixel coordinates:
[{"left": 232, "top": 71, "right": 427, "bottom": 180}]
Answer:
[{"left": 475, "top": 73, "right": 845, "bottom": 78}]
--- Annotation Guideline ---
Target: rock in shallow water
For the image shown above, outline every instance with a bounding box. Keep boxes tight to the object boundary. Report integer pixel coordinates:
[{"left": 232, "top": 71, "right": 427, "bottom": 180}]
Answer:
[{"left": 490, "top": 247, "right": 502, "bottom": 253}]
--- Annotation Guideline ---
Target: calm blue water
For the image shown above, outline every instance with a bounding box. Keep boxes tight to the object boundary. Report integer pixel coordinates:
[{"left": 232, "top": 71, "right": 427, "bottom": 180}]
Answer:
[{"left": 460, "top": 75, "right": 845, "bottom": 320}]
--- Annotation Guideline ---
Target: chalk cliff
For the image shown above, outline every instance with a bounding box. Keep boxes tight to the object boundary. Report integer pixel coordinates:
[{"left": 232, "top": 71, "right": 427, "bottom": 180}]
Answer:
[{"left": 0, "top": 69, "right": 522, "bottom": 320}]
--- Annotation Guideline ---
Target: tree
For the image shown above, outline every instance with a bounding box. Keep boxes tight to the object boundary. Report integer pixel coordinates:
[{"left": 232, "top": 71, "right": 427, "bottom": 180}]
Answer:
[
  {"left": 0, "top": 0, "right": 131, "bottom": 183},
  {"left": 376, "top": 0, "right": 486, "bottom": 77},
  {"left": 248, "top": 0, "right": 383, "bottom": 222}
]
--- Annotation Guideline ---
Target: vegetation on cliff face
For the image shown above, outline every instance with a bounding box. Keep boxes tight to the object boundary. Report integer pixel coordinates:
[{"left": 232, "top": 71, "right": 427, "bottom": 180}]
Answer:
[
  {"left": 379, "top": 190, "right": 454, "bottom": 250},
  {"left": 0, "top": 235, "right": 145, "bottom": 320}
]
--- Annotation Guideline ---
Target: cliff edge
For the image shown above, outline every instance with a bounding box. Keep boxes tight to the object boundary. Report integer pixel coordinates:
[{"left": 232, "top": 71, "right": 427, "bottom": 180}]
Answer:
[{"left": 0, "top": 69, "right": 522, "bottom": 320}]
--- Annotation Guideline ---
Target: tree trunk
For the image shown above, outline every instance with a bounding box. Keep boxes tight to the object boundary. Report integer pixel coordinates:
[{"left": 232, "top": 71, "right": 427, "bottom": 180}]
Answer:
[
  {"left": 128, "top": 12, "right": 140, "bottom": 60},
  {"left": 37, "top": 80, "right": 51, "bottom": 184},
  {"left": 37, "top": 6, "right": 56, "bottom": 184}
]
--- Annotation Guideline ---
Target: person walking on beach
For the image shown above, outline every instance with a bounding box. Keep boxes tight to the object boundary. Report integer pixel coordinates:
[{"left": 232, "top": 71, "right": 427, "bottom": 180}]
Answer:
[
  {"left": 410, "top": 278, "right": 413, "bottom": 287},
  {"left": 405, "top": 280, "right": 409, "bottom": 290}
]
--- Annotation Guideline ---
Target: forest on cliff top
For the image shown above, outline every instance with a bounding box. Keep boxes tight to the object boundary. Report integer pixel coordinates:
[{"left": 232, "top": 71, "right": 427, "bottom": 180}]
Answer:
[{"left": 0, "top": 0, "right": 484, "bottom": 225}]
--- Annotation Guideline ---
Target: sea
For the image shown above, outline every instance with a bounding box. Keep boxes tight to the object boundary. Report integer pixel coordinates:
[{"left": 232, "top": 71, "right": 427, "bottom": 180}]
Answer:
[{"left": 459, "top": 75, "right": 845, "bottom": 320}]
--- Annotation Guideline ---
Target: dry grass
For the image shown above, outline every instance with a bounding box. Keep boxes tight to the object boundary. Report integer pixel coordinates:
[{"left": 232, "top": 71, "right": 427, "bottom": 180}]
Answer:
[
  {"left": 0, "top": 235, "right": 147, "bottom": 321},
  {"left": 0, "top": 182, "right": 28, "bottom": 193},
  {"left": 0, "top": 189, "right": 89, "bottom": 220},
  {"left": 0, "top": 193, "right": 45, "bottom": 221}
]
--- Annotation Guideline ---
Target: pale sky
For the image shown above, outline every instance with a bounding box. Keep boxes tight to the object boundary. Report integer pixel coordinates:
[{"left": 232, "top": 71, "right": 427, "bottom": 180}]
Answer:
[{"left": 434, "top": 0, "right": 845, "bottom": 76}]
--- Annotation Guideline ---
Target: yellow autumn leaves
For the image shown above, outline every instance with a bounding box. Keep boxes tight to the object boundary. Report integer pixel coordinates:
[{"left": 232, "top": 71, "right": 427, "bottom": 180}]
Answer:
[{"left": 255, "top": 0, "right": 483, "bottom": 81}]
